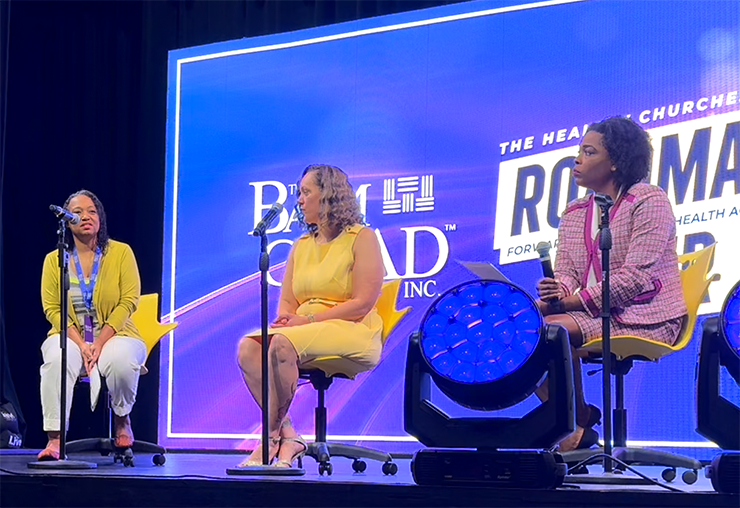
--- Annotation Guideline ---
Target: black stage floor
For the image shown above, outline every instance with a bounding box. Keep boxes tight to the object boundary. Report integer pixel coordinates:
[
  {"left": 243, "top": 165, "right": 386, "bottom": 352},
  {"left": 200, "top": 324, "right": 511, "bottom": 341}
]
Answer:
[{"left": 0, "top": 449, "right": 736, "bottom": 508}]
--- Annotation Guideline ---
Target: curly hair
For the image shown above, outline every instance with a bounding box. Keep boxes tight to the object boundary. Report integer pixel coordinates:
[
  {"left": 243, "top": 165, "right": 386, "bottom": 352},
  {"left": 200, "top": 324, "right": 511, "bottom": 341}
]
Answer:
[
  {"left": 587, "top": 116, "right": 653, "bottom": 190},
  {"left": 295, "top": 164, "right": 364, "bottom": 234},
  {"left": 62, "top": 189, "right": 110, "bottom": 254}
]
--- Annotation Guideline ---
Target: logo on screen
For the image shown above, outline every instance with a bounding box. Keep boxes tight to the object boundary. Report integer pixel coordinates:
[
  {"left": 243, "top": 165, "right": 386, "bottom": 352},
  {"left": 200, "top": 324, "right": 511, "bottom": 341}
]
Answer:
[
  {"left": 493, "top": 112, "right": 740, "bottom": 314},
  {"left": 382, "top": 175, "right": 435, "bottom": 214},
  {"left": 250, "top": 178, "right": 450, "bottom": 296}
]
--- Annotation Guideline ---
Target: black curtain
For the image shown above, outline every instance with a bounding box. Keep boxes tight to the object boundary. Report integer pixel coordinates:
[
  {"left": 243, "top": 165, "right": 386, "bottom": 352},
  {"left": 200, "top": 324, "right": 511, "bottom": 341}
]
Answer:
[
  {"left": 1, "top": 0, "right": 462, "bottom": 448},
  {"left": 1, "top": 0, "right": 27, "bottom": 443}
]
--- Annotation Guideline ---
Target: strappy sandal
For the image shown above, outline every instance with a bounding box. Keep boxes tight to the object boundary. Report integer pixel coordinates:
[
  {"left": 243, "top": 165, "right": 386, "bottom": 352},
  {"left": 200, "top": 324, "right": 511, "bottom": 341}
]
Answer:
[
  {"left": 273, "top": 436, "right": 308, "bottom": 468},
  {"left": 237, "top": 437, "right": 281, "bottom": 467}
]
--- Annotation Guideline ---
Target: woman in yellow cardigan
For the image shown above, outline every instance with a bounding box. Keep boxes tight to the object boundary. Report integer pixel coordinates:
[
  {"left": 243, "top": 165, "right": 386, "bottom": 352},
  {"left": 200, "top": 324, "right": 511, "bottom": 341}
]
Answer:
[{"left": 38, "top": 190, "right": 145, "bottom": 461}]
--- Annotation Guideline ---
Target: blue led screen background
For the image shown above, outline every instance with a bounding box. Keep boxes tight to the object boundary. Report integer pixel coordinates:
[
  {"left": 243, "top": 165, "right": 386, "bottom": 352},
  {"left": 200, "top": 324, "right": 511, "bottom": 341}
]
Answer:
[{"left": 160, "top": 0, "right": 740, "bottom": 456}]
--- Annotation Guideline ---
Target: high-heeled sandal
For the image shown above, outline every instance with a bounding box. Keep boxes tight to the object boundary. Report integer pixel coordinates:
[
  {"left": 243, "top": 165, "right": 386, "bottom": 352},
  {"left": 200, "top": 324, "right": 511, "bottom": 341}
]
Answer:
[
  {"left": 273, "top": 436, "right": 308, "bottom": 468},
  {"left": 237, "top": 437, "right": 281, "bottom": 467},
  {"left": 576, "top": 427, "right": 599, "bottom": 450}
]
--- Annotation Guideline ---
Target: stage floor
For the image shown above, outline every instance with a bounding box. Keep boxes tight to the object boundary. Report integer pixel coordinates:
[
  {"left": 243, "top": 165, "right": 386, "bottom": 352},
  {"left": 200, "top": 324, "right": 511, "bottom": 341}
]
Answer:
[{"left": 0, "top": 449, "right": 735, "bottom": 507}]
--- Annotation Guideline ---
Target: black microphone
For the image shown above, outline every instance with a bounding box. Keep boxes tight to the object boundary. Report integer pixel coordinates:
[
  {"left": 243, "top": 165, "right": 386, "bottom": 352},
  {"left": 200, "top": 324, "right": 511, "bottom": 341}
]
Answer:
[
  {"left": 535, "top": 241, "right": 555, "bottom": 279},
  {"left": 252, "top": 202, "right": 284, "bottom": 237},
  {"left": 49, "top": 204, "right": 80, "bottom": 225},
  {"left": 594, "top": 193, "right": 614, "bottom": 213}
]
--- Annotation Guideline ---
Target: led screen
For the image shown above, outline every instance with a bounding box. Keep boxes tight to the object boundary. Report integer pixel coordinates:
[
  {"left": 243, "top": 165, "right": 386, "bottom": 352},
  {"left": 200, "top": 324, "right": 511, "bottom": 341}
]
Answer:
[{"left": 161, "top": 0, "right": 740, "bottom": 456}]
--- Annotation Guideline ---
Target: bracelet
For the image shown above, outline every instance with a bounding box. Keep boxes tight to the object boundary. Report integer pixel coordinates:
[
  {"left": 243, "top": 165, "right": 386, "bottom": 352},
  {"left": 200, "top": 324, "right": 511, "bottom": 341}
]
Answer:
[{"left": 306, "top": 314, "right": 315, "bottom": 323}]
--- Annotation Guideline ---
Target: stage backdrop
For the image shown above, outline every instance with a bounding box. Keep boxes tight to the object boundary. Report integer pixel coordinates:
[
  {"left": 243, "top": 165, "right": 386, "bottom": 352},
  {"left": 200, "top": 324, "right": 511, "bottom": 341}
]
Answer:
[{"left": 160, "top": 0, "right": 740, "bottom": 457}]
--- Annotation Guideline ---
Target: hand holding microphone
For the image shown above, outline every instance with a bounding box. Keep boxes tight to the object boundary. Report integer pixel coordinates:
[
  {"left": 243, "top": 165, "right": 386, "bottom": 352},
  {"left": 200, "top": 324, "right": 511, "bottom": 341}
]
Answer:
[{"left": 535, "top": 241, "right": 562, "bottom": 303}]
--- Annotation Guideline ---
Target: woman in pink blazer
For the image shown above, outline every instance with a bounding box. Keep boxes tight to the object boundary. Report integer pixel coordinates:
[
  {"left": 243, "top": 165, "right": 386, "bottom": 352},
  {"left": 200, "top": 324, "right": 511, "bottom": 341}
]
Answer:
[{"left": 536, "top": 116, "right": 687, "bottom": 451}]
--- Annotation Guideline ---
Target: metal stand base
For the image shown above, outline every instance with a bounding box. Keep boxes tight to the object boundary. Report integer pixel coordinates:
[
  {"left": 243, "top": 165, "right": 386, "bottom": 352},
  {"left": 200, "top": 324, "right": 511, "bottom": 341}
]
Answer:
[
  {"left": 565, "top": 471, "right": 653, "bottom": 485},
  {"left": 226, "top": 464, "right": 305, "bottom": 476},
  {"left": 28, "top": 459, "right": 97, "bottom": 470}
]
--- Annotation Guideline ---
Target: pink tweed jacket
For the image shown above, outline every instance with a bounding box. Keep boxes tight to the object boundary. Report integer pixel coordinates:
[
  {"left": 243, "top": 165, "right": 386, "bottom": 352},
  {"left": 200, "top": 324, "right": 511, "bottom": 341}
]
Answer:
[{"left": 554, "top": 183, "right": 687, "bottom": 325}]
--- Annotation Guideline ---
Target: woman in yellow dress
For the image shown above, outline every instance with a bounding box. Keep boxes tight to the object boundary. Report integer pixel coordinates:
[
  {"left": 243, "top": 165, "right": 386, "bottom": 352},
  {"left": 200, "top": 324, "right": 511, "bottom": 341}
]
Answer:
[{"left": 236, "top": 164, "right": 384, "bottom": 468}]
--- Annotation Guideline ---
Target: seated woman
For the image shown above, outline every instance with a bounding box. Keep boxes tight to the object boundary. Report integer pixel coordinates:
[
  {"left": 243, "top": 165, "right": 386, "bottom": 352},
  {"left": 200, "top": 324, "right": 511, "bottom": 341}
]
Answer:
[
  {"left": 536, "top": 117, "right": 687, "bottom": 451},
  {"left": 38, "top": 190, "right": 146, "bottom": 460},
  {"left": 236, "top": 164, "right": 384, "bottom": 468}
]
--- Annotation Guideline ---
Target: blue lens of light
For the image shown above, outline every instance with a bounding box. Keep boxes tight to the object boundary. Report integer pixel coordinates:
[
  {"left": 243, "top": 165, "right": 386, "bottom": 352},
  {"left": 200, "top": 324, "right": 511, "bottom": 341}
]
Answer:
[
  {"left": 475, "top": 362, "right": 504, "bottom": 383},
  {"left": 722, "top": 283, "right": 740, "bottom": 357},
  {"left": 451, "top": 341, "right": 478, "bottom": 363},
  {"left": 437, "top": 294, "right": 464, "bottom": 317},
  {"left": 504, "top": 292, "right": 531, "bottom": 315},
  {"left": 482, "top": 305, "right": 508, "bottom": 326},
  {"left": 444, "top": 322, "right": 468, "bottom": 349},
  {"left": 430, "top": 352, "right": 458, "bottom": 376},
  {"left": 423, "top": 313, "right": 449, "bottom": 336},
  {"left": 514, "top": 309, "right": 540, "bottom": 332},
  {"left": 420, "top": 280, "right": 544, "bottom": 384},
  {"left": 492, "top": 320, "right": 516, "bottom": 344},
  {"left": 421, "top": 335, "right": 447, "bottom": 361},
  {"left": 457, "top": 305, "right": 482, "bottom": 326},
  {"left": 499, "top": 349, "right": 527, "bottom": 374},
  {"left": 459, "top": 285, "right": 484, "bottom": 305},
  {"left": 484, "top": 283, "right": 511, "bottom": 305},
  {"left": 479, "top": 339, "right": 506, "bottom": 362},
  {"left": 467, "top": 322, "right": 493, "bottom": 344},
  {"left": 449, "top": 362, "right": 476, "bottom": 383}
]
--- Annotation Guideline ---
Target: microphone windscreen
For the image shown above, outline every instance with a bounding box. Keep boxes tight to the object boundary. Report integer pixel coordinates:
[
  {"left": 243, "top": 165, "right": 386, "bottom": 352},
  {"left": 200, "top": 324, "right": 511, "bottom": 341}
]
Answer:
[{"left": 535, "top": 241, "right": 551, "bottom": 258}]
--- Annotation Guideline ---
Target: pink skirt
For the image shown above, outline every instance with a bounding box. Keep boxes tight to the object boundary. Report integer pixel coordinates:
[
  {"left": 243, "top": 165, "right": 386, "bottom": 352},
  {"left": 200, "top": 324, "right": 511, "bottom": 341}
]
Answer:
[{"left": 568, "top": 311, "right": 685, "bottom": 346}]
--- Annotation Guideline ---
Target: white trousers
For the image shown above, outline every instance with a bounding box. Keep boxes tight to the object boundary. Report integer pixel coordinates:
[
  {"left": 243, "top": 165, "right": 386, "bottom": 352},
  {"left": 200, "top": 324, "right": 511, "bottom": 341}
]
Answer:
[{"left": 40, "top": 335, "right": 147, "bottom": 432}]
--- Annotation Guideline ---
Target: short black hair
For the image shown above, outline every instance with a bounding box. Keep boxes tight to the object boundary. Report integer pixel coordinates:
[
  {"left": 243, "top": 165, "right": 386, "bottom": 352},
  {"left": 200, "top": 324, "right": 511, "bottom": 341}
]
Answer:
[
  {"left": 62, "top": 189, "right": 110, "bottom": 253},
  {"left": 587, "top": 116, "right": 653, "bottom": 190}
]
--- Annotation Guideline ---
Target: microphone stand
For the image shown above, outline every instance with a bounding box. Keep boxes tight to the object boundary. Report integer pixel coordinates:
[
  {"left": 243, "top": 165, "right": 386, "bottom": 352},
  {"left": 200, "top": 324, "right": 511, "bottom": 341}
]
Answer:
[
  {"left": 595, "top": 194, "right": 614, "bottom": 474},
  {"left": 227, "top": 229, "right": 303, "bottom": 476},
  {"left": 28, "top": 220, "right": 96, "bottom": 469}
]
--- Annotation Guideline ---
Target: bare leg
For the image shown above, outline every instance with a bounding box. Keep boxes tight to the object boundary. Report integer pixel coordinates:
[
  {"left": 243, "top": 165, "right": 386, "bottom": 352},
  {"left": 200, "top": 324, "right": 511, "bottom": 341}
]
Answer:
[
  {"left": 276, "top": 415, "right": 307, "bottom": 466},
  {"left": 113, "top": 414, "right": 134, "bottom": 448},
  {"left": 236, "top": 334, "right": 299, "bottom": 464}
]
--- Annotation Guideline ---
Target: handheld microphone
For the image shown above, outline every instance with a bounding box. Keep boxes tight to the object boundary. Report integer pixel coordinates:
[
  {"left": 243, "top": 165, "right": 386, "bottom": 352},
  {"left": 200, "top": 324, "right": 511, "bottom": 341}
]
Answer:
[
  {"left": 252, "top": 202, "right": 284, "bottom": 237},
  {"left": 535, "top": 241, "right": 555, "bottom": 279},
  {"left": 49, "top": 205, "right": 80, "bottom": 225}
]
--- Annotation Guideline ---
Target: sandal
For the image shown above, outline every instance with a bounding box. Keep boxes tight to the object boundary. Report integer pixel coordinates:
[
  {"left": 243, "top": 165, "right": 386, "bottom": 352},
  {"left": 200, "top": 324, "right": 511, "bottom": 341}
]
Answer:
[
  {"left": 576, "top": 427, "right": 599, "bottom": 450},
  {"left": 237, "top": 437, "right": 281, "bottom": 467},
  {"left": 273, "top": 436, "right": 308, "bottom": 468}
]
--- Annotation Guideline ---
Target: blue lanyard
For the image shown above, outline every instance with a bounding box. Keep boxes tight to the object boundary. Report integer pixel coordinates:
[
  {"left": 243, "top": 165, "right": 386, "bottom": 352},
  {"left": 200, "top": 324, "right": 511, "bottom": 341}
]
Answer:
[{"left": 72, "top": 248, "right": 102, "bottom": 312}]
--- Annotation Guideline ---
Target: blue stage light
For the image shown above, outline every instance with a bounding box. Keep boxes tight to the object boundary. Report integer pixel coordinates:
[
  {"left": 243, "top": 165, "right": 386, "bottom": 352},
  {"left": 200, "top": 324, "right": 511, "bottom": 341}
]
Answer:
[
  {"left": 721, "top": 280, "right": 740, "bottom": 358},
  {"left": 419, "top": 281, "right": 543, "bottom": 385},
  {"left": 404, "top": 278, "right": 575, "bottom": 450},
  {"left": 697, "top": 278, "right": 740, "bottom": 451}
]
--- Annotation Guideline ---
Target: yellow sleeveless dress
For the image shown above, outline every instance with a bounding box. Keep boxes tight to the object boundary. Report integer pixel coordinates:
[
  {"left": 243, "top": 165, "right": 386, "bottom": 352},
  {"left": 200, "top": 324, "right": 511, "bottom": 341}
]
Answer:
[{"left": 251, "top": 224, "right": 383, "bottom": 377}]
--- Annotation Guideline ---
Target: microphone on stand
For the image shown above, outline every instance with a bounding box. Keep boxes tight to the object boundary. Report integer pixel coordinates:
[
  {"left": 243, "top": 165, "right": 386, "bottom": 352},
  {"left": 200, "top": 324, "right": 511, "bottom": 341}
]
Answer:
[
  {"left": 594, "top": 193, "right": 614, "bottom": 218},
  {"left": 49, "top": 205, "right": 80, "bottom": 225},
  {"left": 252, "top": 202, "right": 284, "bottom": 237}
]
